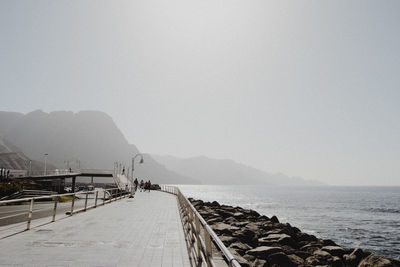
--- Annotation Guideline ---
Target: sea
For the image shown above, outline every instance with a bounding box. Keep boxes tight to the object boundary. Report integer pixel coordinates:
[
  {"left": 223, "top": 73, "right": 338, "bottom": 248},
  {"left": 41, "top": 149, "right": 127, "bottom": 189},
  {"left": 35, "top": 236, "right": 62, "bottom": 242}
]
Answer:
[{"left": 178, "top": 185, "right": 400, "bottom": 260}]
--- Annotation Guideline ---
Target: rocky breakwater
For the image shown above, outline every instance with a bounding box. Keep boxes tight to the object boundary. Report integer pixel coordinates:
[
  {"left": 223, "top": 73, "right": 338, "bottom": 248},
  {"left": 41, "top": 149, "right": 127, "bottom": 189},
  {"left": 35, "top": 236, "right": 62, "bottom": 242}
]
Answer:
[{"left": 189, "top": 198, "right": 400, "bottom": 267}]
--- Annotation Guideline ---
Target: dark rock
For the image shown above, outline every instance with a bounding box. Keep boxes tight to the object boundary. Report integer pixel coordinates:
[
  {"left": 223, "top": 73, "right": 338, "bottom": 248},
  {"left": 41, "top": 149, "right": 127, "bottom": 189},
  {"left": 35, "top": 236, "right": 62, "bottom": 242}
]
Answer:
[
  {"left": 243, "top": 254, "right": 256, "bottom": 263},
  {"left": 322, "top": 239, "right": 338, "bottom": 246},
  {"left": 243, "top": 208, "right": 260, "bottom": 218},
  {"left": 233, "top": 212, "right": 246, "bottom": 220},
  {"left": 232, "top": 228, "right": 258, "bottom": 246},
  {"left": 216, "top": 208, "right": 234, "bottom": 218},
  {"left": 250, "top": 259, "right": 268, "bottom": 267},
  {"left": 305, "top": 256, "right": 322, "bottom": 266},
  {"left": 295, "top": 250, "right": 312, "bottom": 260},
  {"left": 219, "top": 235, "right": 238, "bottom": 246},
  {"left": 230, "top": 249, "right": 250, "bottom": 267},
  {"left": 246, "top": 246, "right": 283, "bottom": 258},
  {"left": 344, "top": 248, "right": 371, "bottom": 266},
  {"left": 287, "top": 254, "right": 305, "bottom": 266},
  {"left": 270, "top": 215, "right": 279, "bottom": 223},
  {"left": 351, "top": 247, "right": 371, "bottom": 259},
  {"left": 322, "top": 246, "right": 346, "bottom": 257},
  {"left": 233, "top": 221, "right": 248, "bottom": 227},
  {"left": 300, "top": 243, "right": 323, "bottom": 254},
  {"left": 207, "top": 217, "right": 224, "bottom": 225},
  {"left": 331, "top": 256, "right": 344, "bottom": 267},
  {"left": 267, "top": 252, "right": 298, "bottom": 267},
  {"left": 343, "top": 253, "right": 358, "bottom": 266},
  {"left": 296, "top": 232, "right": 318, "bottom": 243},
  {"left": 258, "top": 215, "right": 269, "bottom": 221},
  {"left": 212, "top": 223, "right": 239, "bottom": 235},
  {"left": 358, "top": 254, "right": 399, "bottom": 267},
  {"left": 210, "top": 200, "right": 220, "bottom": 207},
  {"left": 224, "top": 216, "right": 239, "bottom": 225},
  {"left": 258, "top": 233, "right": 296, "bottom": 248},
  {"left": 313, "top": 249, "right": 334, "bottom": 263},
  {"left": 229, "top": 242, "right": 253, "bottom": 255}
]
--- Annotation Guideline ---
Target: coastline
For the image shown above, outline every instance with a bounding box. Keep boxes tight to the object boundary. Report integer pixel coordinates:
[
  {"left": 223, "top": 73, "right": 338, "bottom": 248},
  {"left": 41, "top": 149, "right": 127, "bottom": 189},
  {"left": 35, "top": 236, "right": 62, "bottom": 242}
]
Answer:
[{"left": 189, "top": 198, "right": 400, "bottom": 267}]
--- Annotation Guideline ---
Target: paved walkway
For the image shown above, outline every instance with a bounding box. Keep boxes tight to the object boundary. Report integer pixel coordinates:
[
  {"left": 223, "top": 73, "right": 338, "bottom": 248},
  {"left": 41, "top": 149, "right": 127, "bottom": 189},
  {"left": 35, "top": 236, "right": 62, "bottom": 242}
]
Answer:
[{"left": 0, "top": 191, "right": 194, "bottom": 267}]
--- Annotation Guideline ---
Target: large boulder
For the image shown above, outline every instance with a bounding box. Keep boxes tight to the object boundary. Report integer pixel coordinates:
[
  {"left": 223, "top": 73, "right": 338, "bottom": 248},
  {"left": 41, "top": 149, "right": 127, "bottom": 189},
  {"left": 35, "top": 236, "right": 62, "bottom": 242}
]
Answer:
[
  {"left": 313, "top": 249, "right": 334, "bottom": 263},
  {"left": 229, "top": 242, "right": 253, "bottom": 255},
  {"left": 219, "top": 235, "right": 238, "bottom": 246},
  {"left": 250, "top": 259, "right": 268, "bottom": 267},
  {"left": 343, "top": 248, "right": 371, "bottom": 266},
  {"left": 232, "top": 227, "right": 258, "bottom": 246},
  {"left": 322, "top": 246, "right": 347, "bottom": 257},
  {"left": 258, "top": 233, "right": 296, "bottom": 248},
  {"left": 267, "top": 252, "right": 299, "bottom": 267},
  {"left": 230, "top": 249, "right": 250, "bottom": 267},
  {"left": 246, "top": 246, "right": 283, "bottom": 258},
  {"left": 358, "top": 254, "right": 400, "bottom": 267},
  {"left": 216, "top": 208, "right": 234, "bottom": 219},
  {"left": 211, "top": 223, "right": 239, "bottom": 235}
]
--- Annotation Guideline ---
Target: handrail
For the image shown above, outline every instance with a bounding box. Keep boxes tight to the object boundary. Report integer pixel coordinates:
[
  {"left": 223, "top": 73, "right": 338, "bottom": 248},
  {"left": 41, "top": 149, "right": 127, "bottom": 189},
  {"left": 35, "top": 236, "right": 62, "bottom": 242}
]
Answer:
[
  {"left": 0, "top": 186, "right": 133, "bottom": 231},
  {"left": 160, "top": 185, "right": 241, "bottom": 267}
]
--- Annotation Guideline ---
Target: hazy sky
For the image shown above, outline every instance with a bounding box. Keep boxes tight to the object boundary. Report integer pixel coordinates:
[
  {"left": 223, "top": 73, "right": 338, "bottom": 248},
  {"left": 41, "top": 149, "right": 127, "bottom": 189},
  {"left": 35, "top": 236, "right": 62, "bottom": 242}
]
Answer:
[{"left": 1, "top": 1, "right": 399, "bottom": 185}]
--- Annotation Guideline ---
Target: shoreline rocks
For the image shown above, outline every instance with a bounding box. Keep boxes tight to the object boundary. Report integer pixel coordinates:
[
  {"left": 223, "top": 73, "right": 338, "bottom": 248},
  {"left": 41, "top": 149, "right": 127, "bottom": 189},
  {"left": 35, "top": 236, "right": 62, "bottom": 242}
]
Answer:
[{"left": 189, "top": 198, "right": 400, "bottom": 267}]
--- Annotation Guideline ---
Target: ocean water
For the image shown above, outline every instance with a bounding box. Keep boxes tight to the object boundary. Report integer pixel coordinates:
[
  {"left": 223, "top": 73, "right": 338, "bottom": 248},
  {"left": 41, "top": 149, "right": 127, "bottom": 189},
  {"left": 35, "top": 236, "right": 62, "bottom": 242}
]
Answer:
[{"left": 178, "top": 185, "right": 400, "bottom": 260}]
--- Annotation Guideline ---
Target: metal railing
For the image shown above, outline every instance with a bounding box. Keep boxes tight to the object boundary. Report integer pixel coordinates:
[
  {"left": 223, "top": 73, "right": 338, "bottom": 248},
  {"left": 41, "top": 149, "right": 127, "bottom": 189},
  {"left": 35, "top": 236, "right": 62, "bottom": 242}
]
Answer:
[
  {"left": 160, "top": 185, "right": 240, "bottom": 267},
  {"left": 0, "top": 187, "right": 133, "bottom": 231}
]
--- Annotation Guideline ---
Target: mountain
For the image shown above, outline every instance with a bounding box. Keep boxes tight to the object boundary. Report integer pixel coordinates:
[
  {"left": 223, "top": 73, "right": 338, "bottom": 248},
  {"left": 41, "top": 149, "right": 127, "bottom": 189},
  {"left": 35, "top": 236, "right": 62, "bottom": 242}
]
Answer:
[
  {"left": 0, "top": 110, "right": 197, "bottom": 184},
  {"left": 0, "top": 137, "right": 53, "bottom": 171},
  {"left": 152, "top": 155, "right": 322, "bottom": 185}
]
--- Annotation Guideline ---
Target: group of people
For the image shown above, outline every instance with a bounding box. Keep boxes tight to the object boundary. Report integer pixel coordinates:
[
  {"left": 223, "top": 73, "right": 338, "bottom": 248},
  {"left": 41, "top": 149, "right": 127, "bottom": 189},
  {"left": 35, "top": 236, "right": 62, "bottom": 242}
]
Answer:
[
  {"left": 0, "top": 168, "right": 10, "bottom": 179},
  {"left": 133, "top": 178, "right": 152, "bottom": 192}
]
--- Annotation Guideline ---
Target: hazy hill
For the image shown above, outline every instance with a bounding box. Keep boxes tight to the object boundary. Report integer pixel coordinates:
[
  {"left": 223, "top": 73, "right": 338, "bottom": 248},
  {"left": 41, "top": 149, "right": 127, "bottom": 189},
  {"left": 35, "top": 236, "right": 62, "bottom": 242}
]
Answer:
[
  {"left": 152, "top": 155, "right": 322, "bottom": 185},
  {"left": 0, "top": 137, "right": 54, "bottom": 171},
  {"left": 0, "top": 110, "right": 196, "bottom": 184}
]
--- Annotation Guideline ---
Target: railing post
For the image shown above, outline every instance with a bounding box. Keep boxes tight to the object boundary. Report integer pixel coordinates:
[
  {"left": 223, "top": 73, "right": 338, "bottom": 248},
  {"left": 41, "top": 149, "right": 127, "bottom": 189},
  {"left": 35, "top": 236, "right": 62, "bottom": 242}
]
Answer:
[
  {"left": 205, "top": 230, "right": 213, "bottom": 266},
  {"left": 103, "top": 190, "right": 106, "bottom": 205},
  {"left": 70, "top": 193, "right": 75, "bottom": 215},
  {"left": 84, "top": 191, "right": 88, "bottom": 211},
  {"left": 52, "top": 196, "right": 58, "bottom": 222},
  {"left": 195, "top": 216, "right": 202, "bottom": 262},
  {"left": 26, "top": 198, "right": 34, "bottom": 230},
  {"left": 94, "top": 191, "right": 98, "bottom": 207}
]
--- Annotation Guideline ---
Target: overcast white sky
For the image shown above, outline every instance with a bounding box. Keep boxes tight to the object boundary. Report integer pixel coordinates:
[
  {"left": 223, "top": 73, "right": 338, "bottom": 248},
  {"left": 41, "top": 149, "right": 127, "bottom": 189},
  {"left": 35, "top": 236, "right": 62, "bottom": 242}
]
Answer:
[{"left": 1, "top": 0, "right": 399, "bottom": 185}]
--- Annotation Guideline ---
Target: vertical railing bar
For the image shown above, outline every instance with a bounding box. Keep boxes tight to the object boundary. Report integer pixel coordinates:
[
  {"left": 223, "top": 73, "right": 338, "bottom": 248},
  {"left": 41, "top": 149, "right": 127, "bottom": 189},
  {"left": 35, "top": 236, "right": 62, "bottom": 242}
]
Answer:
[
  {"left": 84, "top": 191, "right": 88, "bottom": 211},
  {"left": 52, "top": 196, "right": 58, "bottom": 222},
  {"left": 205, "top": 225, "right": 212, "bottom": 266},
  {"left": 195, "top": 215, "right": 202, "bottom": 262},
  {"left": 26, "top": 198, "right": 34, "bottom": 230},
  {"left": 70, "top": 193, "right": 75, "bottom": 215},
  {"left": 94, "top": 191, "right": 98, "bottom": 207}
]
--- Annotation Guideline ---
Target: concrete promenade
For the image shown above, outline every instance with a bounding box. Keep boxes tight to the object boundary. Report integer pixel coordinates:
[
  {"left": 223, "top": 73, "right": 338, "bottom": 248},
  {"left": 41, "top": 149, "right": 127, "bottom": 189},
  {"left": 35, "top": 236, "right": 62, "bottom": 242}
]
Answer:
[{"left": 0, "top": 190, "right": 194, "bottom": 266}]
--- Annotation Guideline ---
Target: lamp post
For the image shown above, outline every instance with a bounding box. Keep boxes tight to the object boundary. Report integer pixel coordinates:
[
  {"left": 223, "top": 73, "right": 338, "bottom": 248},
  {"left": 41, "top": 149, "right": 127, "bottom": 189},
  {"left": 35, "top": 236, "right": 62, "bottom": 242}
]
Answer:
[
  {"left": 131, "top": 153, "right": 144, "bottom": 179},
  {"left": 44, "top": 153, "right": 48, "bottom": 175},
  {"left": 131, "top": 154, "right": 144, "bottom": 195}
]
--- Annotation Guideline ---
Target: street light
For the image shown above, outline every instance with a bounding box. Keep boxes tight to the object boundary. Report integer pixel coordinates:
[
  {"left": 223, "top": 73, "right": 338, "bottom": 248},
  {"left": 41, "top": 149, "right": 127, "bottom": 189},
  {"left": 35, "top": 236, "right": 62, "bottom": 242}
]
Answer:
[
  {"left": 130, "top": 153, "right": 144, "bottom": 197},
  {"left": 131, "top": 153, "right": 144, "bottom": 178},
  {"left": 44, "top": 153, "right": 48, "bottom": 175}
]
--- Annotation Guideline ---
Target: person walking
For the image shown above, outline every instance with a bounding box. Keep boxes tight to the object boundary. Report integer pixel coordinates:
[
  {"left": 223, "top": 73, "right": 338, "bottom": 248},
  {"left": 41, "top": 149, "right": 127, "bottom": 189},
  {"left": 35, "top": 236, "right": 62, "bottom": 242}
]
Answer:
[
  {"left": 140, "top": 179, "right": 144, "bottom": 192},
  {"left": 147, "top": 180, "right": 151, "bottom": 192},
  {"left": 134, "top": 178, "right": 138, "bottom": 191}
]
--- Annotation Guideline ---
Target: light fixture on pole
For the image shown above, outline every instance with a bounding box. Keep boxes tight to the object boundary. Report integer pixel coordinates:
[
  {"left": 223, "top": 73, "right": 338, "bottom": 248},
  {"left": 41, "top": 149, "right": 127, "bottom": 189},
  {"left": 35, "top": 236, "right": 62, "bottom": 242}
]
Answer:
[
  {"left": 130, "top": 153, "right": 144, "bottom": 197},
  {"left": 131, "top": 153, "right": 144, "bottom": 179}
]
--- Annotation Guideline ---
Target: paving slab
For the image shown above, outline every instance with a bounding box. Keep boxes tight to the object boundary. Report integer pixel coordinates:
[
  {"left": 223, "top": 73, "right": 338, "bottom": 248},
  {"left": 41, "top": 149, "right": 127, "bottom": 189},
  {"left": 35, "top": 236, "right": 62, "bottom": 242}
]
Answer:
[{"left": 0, "top": 190, "right": 194, "bottom": 267}]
